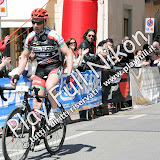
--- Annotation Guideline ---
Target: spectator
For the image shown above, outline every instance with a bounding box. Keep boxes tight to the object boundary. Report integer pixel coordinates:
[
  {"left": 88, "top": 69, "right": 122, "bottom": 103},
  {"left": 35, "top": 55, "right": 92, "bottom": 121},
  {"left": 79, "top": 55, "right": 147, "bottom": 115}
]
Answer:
[
  {"left": 78, "top": 28, "right": 99, "bottom": 120},
  {"left": 151, "top": 50, "right": 160, "bottom": 66},
  {"left": 151, "top": 41, "right": 160, "bottom": 61},
  {"left": 9, "top": 50, "right": 37, "bottom": 79},
  {"left": 153, "top": 35, "right": 160, "bottom": 45},
  {"left": 114, "top": 36, "right": 134, "bottom": 68},
  {"left": 143, "top": 44, "right": 152, "bottom": 66},
  {"left": 0, "top": 56, "right": 13, "bottom": 78},
  {"left": 134, "top": 49, "right": 150, "bottom": 67},
  {"left": 78, "top": 28, "right": 100, "bottom": 71},
  {"left": 152, "top": 41, "right": 160, "bottom": 50},
  {"left": 98, "top": 38, "right": 116, "bottom": 69},
  {"left": 0, "top": 35, "right": 10, "bottom": 53},
  {"left": 65, "top": 38, "right": 88, "bottom": 72},
  {"left": 22, "top": 50, "right": 37, "bottom": 79}
]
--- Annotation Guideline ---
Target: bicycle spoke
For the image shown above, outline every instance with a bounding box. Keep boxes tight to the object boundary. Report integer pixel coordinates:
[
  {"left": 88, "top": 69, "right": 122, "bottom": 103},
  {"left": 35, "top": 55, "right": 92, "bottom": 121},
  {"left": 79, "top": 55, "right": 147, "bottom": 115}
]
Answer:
[
  {"left": 2, "top": 107, "right": 31, "bottom": 160},
  {"left": 44, "top": 106, "right": 66, "bottom": 155}
]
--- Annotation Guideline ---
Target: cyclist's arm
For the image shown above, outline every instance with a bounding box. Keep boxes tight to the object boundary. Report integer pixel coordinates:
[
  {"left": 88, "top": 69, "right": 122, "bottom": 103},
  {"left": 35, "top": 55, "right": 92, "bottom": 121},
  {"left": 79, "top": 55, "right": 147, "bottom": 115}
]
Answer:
[
  {"left": 16, "top": 49, "right": 31, "bottom": 76},
  {"left": 60, "top": 45, "right": 73, "bottom": 76}
]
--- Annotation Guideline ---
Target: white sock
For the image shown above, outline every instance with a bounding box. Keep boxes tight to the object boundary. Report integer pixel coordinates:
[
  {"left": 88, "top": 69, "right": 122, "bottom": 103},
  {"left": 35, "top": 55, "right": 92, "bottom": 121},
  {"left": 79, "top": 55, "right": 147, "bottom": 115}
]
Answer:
[{"left": 52, "top": 108, "right": 58, "bottom": 113}]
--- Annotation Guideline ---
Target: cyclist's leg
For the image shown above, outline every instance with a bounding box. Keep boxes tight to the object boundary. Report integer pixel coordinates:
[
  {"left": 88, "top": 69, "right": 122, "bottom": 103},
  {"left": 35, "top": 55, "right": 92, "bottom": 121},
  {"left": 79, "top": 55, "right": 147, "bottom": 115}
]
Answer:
[
  {"left": 32, "top": 75, "right": 46, "bottom": 111},
  {"left": 32, "top": 65, "right": 46, "bottom": 112},
  {"left": 45, "top": 66, "right": 63, "bottom": 110},
  {"left": 31, "top": 74, "right": 46, "bottom": 136},
  {"left": 46, "top": 76, "right": 59, "bottom": 109}
]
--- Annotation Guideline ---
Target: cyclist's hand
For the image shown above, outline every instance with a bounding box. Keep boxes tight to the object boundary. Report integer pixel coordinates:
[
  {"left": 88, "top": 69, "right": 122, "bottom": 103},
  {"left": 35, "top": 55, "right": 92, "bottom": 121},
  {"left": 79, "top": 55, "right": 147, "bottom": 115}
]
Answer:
[
  {"left": 66, "top": 75, "right": 75, "bottom": 89},
  {"left": 66, "top": 75, "right": 71, "bottom": 84},
  {"left": 11, "top": 74, "right": 20, "bottom": 86}
]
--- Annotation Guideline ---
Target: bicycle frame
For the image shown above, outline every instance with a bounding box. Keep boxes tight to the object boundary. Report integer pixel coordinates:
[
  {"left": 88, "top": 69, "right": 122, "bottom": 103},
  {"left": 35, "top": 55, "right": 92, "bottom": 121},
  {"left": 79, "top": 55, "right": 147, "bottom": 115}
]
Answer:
[
  {"left": 1, "top": 86, "right": 67, "bottom": 159},
  {"left": 6, "top": 88, "right": 51, "bottom": 139},
  {"left": 21, "top": 90, "right": 51, "bottom": 132}
]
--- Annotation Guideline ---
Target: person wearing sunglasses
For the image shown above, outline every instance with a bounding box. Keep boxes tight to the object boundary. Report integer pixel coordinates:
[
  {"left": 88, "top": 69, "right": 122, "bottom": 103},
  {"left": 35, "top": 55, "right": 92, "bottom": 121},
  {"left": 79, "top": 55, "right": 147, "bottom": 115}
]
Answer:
[
  {"left": 78, "top": 28, "right": 100, "bottom": 72},
  {"left": 79, "top": 28, "right": 96, "bottom": 55},
  {"left": 11, "top": 8, "right": 73, "bottom": 121},
  {"left": 78, "top": 29, "right": 100, "bottom": 120},
  {"left": 65, "top": 38, "right": 88, "bottom": 71}
]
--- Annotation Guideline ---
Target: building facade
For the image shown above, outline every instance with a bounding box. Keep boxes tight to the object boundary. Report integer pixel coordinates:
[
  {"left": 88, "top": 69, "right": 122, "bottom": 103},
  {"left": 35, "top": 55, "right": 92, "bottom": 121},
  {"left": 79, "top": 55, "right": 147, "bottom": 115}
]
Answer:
[{"left": 1, "top": 0, "right": 159, "bottom": 67}]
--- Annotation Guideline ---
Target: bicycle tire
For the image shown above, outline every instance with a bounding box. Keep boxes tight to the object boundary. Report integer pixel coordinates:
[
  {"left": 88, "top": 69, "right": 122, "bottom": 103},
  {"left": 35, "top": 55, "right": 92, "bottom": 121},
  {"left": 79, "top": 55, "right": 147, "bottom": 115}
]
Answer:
[
  {"left": 2, "top": 107, "right": 31, "bottom": 160},
  {"left": 44, "top": 105, "right": 66, "bottom": 155}
]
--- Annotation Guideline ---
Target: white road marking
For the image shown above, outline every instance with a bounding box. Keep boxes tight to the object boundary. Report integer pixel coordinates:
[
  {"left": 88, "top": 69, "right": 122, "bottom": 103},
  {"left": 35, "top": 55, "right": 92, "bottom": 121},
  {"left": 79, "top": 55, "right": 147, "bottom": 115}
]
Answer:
[
  {"left": 0, "top": 131, "right": 95, "bottom": 159},
  {"left": 128, "top": 114, "right": 147, "bottom": 119},
  {"left": 35, "top": 131, "right": 94, "bottom": 150}
]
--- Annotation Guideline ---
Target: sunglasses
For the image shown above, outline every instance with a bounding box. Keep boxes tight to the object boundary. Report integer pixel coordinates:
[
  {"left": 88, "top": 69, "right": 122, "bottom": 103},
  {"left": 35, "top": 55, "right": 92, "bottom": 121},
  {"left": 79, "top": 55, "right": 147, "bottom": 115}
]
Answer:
[
  {"left": 32, "top": 20, "right": 44, "bottom": 25},
  {"left": 69, "top": 42, "right": 76, "bottom": 45},
  {"left": 88, "top": 34, "right": 95, "bottom": 38}
]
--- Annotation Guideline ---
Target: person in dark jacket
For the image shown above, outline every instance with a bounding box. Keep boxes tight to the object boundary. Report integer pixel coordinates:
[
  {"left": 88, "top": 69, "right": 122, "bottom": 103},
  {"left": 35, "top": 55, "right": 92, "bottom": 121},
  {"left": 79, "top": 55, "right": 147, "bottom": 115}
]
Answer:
[
  {"left": 114, "top": 36, "right": 134, "bottom": 68},
  {"left": 78, "top": 28, "right": 99, "bottom": 120},
  {"left": 78, "top": 28, "right": 99, "bottom": 71}
]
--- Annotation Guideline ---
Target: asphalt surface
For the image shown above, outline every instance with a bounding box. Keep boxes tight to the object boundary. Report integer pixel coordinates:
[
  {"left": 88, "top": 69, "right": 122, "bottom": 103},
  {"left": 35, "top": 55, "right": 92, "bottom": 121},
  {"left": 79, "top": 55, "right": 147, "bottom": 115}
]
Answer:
[{"left": 0, "top": 102, "right": 160, "bottom": 160}]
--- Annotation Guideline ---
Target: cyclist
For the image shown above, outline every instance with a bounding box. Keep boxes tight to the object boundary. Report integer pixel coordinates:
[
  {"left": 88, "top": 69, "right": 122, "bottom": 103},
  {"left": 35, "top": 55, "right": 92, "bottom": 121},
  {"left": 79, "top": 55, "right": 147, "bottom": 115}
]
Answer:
[{"left": 11, "top": 8, "right": 73, "bottom": 119}]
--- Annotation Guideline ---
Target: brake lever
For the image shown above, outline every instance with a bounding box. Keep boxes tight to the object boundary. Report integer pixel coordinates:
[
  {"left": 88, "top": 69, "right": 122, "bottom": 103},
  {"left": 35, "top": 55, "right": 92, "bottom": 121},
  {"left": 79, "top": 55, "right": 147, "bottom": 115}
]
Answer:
[{"left": 33, "top": 87, "right": 42, "bottom": 103}]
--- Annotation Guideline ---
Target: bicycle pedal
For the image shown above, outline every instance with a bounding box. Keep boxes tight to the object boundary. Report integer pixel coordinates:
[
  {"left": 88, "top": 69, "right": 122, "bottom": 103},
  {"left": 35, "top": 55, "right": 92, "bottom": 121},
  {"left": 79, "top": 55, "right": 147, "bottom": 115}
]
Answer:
[
  {"left": 30, "top": 143, "right": 35, "bottom": 152},
  {"left": 34, "top": 139, "right": 41, "bottom": 146}
]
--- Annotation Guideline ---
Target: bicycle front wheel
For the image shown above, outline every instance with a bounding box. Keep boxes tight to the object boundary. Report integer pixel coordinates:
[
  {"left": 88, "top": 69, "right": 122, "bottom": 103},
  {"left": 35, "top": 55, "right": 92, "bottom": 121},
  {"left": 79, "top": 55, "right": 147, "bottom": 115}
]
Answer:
[
  {"left": 44, "top": 105, "right": 66, "bottom": 155},
  {"left": 2, "top": 107, "right": 31, "bottom": 160}
]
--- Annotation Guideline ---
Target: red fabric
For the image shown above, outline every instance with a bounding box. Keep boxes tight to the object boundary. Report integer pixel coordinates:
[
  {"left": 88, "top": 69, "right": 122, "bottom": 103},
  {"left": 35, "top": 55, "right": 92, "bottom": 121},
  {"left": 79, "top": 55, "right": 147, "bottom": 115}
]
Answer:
[
  {"left": 32, "top": 75, "right": 46, "bottom": 88},
  {"left": 119, "top": 73, "right": 129, "bottom": 98},
  {"left": 48, "top": 68, "right": 59, "bottom": 77},
  {"left": 70, "top": 77, "right": 74, "bottom": 84},
  {"left": 62, "top": 0, "right": 97, "bottom": 48},
  {"left": 10, "top": 77, "right": 13, "bottom": 83},
  {"left": 0, "top": 41, "right": 6, "bottom": 52}
]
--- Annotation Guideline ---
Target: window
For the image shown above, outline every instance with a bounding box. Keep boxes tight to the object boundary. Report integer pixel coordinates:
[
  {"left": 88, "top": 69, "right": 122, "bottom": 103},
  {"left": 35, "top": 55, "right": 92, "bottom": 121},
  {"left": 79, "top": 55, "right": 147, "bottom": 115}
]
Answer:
[
  {"left": 153, "top": 12, "right": 160, "bottom": 40},
  {"left": 124, "top": 18, "right": 129, "bottom": 37},
  {"left": 123, "top": 8, "right": 132, "bottom": 38}
]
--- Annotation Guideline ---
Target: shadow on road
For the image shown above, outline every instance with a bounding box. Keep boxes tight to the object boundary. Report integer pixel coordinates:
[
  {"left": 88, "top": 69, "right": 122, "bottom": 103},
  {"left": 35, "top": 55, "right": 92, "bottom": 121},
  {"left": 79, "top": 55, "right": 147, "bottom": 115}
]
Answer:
[
  {"left": 58, "top": 144, "right": 96, "bottom": 155},
  {"left": 28, "top": 144, "right": 96, "bottom": 160}
]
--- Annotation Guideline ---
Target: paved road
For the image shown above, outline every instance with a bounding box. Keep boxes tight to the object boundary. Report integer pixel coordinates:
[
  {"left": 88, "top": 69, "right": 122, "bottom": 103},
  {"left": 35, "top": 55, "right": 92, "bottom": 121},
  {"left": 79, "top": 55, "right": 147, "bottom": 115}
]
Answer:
[{"left": 0, "top": 103, "right": 160, "bottom": 160}]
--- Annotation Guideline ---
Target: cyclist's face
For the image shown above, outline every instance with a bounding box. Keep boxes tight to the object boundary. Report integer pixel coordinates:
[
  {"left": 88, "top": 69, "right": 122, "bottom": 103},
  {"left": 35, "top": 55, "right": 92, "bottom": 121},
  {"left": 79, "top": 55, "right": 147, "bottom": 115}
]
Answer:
[{"left": 32, "top": 19, "right": 45, "bottom": 34}]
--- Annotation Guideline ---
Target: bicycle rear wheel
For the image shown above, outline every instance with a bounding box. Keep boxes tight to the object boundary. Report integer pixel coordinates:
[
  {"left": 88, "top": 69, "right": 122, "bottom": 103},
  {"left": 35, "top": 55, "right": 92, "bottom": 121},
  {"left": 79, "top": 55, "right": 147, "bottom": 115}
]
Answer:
[
  {"left": 44, "top": 105, "right": 66, "bottom": 155},
  {"left": 2, "top": 107, "right": 31, "bottom": 160}
]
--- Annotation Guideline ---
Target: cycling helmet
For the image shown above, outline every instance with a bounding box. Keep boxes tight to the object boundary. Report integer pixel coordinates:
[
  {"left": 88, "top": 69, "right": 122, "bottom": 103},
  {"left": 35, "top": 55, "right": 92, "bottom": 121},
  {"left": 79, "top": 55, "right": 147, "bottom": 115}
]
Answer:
[{"left": 31, "top": 8, "right": 48, "bottom": 19}]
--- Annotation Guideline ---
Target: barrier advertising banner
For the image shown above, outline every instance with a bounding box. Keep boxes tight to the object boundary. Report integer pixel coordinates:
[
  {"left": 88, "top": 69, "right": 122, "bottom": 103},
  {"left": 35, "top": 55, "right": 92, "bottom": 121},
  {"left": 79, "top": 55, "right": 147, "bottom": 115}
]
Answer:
[
  {"left": 102, "top": 70, "right": 131, "bottom": 104},
  {"left": 129, "top": 67, "right": 160, "bottom": 108},
  {"left": 58, "top": 70, "right": 102, "bottom": 111},
  {"left": 0, "top": 70, "right": 102, "bottom": 127}
]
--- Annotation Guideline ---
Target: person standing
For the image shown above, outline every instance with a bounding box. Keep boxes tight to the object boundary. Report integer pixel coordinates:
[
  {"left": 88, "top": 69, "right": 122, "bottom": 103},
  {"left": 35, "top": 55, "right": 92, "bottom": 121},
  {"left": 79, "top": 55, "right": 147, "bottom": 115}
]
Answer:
[
  {"left": 0, "top": 56, "right": 12, "bottom": 78},
  {"left": 114, "top": 36, "right": 134, "bottom": 69},
  {"left": 78, "top": 28, "right": 99, "bottom": 71},
  {"left": 0, "top": 35, "right": 10, "bottom": 53},
  {"left": 65, "top": 38, "right": 88, "bottom": 72},
  {"left": 78, "top": 28, "right": 99, "bottom": 120}
]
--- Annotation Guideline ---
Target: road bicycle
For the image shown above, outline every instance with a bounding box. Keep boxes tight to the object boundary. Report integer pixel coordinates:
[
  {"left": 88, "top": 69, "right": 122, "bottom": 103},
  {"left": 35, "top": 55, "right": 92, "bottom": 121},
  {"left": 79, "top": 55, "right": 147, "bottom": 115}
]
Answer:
[{"left": 0, "top": 85, "right": 66, "bottom": 160}]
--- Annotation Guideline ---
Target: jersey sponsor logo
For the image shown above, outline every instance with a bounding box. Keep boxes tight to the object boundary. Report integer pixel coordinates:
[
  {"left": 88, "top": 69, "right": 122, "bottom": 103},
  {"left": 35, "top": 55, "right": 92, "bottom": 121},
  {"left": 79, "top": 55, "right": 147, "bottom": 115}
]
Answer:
[
  {"left": 42, "top": 35, "right": 47, "bottom": 41},
  {"left": 32, "top": 46, "right": 56, "bottom": 52},
  {"left": 32, "top": 40, "right": 48, "bottom": 46},
  {"left": 36, "top": 52, "right": 51, "bottom": 57},
  {"left": 33, "top": 42, "right": 40, "bottom": 46}
]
